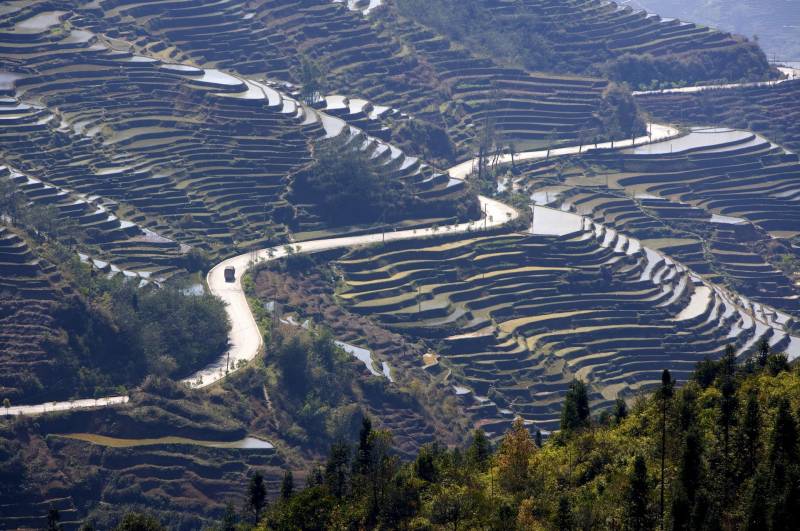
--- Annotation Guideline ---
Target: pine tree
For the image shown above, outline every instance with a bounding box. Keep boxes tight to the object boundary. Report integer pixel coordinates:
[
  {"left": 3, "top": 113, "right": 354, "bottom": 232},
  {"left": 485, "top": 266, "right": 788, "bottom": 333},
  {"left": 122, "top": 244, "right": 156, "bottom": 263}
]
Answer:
[
  {"left": 467, "top": 429, "right": 491, "bottom": 470},
  {"left": 768, "top": 398, "right": 798, "bottom": 467},
  {"left": 281, "top": 470, "right": 294, "bottom": 500},
  {"left": 355, "top": 416, "right": 374, "bottom": 475},
  {"left": 415, "top": 444, "right": 438, "bottom": 482},
  {"left": 659, "top": 369, "right": 674, "bottom": 531},
  {"left": 324, "top": 441, "right": 351, "bottom": 497},
  {"left": 767, "top": 398, "right": 800, "bottom": 530},
  {"left": 738, "top": 389, "right": 761, "bottom": 480},
  {"left": 555, "top": 495, "right": 574, "bottom": 531},
  {"left": 614, "top": 396, "right": 628, "bottom": 424},
  {"left": 248, "top": 471, "right": 267, "bottom": 523},
  {"left": 718, "top": 347, "right": 738, "bottom": 506},
  {"left": 560, "top": 379, "right": 590, "bottom": 433},
  {"left": 624, "top": 455, "right": 651, "bottom": 531},
  {"left": 672, "top": 429, "right": 703, "bottom": 530}
]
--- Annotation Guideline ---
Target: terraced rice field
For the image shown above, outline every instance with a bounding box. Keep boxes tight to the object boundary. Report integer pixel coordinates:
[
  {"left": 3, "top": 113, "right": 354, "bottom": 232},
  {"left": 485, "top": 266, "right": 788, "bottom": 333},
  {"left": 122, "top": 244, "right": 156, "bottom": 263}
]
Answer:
[
  {"left": 0, "top": 224, "right": 74, "bottom": 401},
  {"left": 514, "top": 127, "right": 800, "bottom": 317},
  {"left": 0, "top": 15, "right": 316, "bottom": 254},
  {"left": 0, "top": 5, "right": 478, "bottom": 260},
  {"left": 333, "top": 221, "right": 782, "bottom": 434},
  {"left": 4, "top": 0, "right": 614, "bottom": 155},
  {"left": 480, "top": 0, "right": 760, "bottom": 77},
  {"left": 638, "top": 79, "right": 800, "bottom": 153},
  {"left": 0, "top": 431, "right": 283, "bottom": 530}
]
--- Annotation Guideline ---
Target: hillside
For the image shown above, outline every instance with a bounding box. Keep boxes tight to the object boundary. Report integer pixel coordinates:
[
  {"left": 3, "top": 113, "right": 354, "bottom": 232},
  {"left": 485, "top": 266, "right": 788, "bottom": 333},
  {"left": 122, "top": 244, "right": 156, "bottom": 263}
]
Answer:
[
  {"left": 630, "top": 0, "right": 800, "bottom": 61},
  {"left": 393, "top": 0, "right": 774, "bottom": 88},
  {"left": 0, "top": 224, "right": 229, "bottom": 404},
  {"left": 11, "top": 347, "right": 796, "bottom": 530},
  {"left": 2, "top": 0, "right": 800, "bottom": 529},
  {"left": 638, "top": 80, "right": 800, "bottom": 156}
]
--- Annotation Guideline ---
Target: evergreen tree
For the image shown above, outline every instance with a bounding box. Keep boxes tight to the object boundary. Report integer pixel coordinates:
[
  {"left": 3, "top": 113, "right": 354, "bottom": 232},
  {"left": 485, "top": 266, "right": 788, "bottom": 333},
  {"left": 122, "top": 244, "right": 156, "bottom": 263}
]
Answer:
[
  {"left": 624, "top": 455, "right": 651, "bottom": 531},
  {"left": 555, "top": 495, "right": 574, "bottom": 531},
  {"left": 768, "top": 398, "right": 798, "bottom": 467},
  {"left": 718, "top": 347, "right": 738, "bottom": 505},
  {"left": 738, "top": 389, "right": 761, "bottom": 480},
  {"left": 766, "top": 398, "right": 800, "bottom": 530},
  {"left": 693, "top": 357, "right": 718, "bottom": 389},
  {"left": 534, "top": 429, "right": 543, "bottom": 448},
  {"left": 248, "top": 471, "right": 267, "bottom": 523},
  {"left": 659, "top": 369, "right": 674, "bottom": 531},
  {"left": 325, "top": 440, "right": 351, "bottom": 497},
  {"left": 614, "top": 396, "right": 628, "bottom": 424},
  {"left": 672, "top": 429, "right": 703, "bottom": 530},
  {"left": 281, "top": 470, "right": 294, "bottom": 500},
  {"left": 415, "top": 444, "right": 439, "bottom": 482},
  {"left": 467, "top": 429, "right": 491, "bottom": 470},
  {"left": 560, "top": 379, "right": 590, "bottom": 433},
  {"left": 355, "top": 416, "right": 374, "bottom": 475}
]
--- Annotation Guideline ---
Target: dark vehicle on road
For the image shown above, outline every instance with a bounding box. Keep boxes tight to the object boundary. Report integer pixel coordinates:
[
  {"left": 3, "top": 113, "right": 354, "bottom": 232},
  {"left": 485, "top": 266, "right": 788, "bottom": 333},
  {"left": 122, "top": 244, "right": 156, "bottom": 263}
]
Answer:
[{"left": 224, "top": 266, "right": 235, "bottom": 283}]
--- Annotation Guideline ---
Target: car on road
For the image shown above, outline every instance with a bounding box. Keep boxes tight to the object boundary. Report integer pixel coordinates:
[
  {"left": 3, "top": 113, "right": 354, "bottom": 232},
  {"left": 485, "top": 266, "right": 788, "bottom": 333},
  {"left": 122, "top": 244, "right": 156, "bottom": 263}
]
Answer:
[{"left": 224, "top": 266, "right": 236, "bottom": 283}]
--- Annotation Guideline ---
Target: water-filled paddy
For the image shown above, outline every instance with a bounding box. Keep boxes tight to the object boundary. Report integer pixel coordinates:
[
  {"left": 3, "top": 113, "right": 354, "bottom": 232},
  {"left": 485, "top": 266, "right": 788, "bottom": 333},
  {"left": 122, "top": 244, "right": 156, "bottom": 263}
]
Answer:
[
  {"left": 15, "top": 11, "right": 65, "bottom": 31},
  {"left": 624, "top": 128, "right": 751, "bottom": 155},
  {"left": 530, "top": 206, "right": 584, "bottom": 235}
]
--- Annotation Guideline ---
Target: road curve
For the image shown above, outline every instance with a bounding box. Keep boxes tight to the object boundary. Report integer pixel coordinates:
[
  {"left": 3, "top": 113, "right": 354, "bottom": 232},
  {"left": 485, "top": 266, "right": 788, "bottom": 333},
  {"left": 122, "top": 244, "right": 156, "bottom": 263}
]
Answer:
[
  {"left": 191, "top": 121, "right": 683, "bottom": 388},
  {"left": 447, "top": 122, "right": 680, "bottom": 179},
  {"left": 189, "top": 195, "right": 517, "bottom": 388},
  {"left": 632, "top": 67, "right": 800, "bottom": 96},
  {"left": 8, "top": 56, "right": 793, "bottom": 416},
  {"left": 8, "top": 122, "right": 682, "bottom": 413}
]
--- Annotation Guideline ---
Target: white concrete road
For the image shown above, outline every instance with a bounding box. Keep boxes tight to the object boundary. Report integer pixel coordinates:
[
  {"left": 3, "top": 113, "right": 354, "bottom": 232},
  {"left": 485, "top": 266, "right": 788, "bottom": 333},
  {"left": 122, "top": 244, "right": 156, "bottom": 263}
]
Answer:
[
  {"left": 633, "top": 67, "right": 800, "bottom": 96},
  {"left": 447, "top": 123, "right": 680, "bottom": 179},
  {"left": 4, "top": 121, "right": 679, "bottom": 411},
  {"left": 4, "top": 396, "right": 129, "bottom": 417},
  {"left": 189, "top": 119, "right": 673, "bottom": 388},
  {"left": 190, "top": 195, "right": 518, "bottom": 388}
]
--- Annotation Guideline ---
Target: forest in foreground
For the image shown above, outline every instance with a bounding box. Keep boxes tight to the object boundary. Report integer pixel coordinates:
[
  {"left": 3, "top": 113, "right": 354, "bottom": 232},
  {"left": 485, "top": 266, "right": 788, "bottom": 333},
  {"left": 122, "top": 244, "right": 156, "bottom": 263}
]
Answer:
[{"left": 52, "top": 345, "right": 799, "bottom": 531}]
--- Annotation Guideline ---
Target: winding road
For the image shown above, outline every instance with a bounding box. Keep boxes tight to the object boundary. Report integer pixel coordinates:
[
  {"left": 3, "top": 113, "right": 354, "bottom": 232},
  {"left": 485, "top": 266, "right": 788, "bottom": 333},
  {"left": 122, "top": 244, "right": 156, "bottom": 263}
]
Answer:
[
  {"left": 20, "top": 62, "right": 800, "bottom": 415},
  {"left": 190, "top": 121, "right": 682, "bottom": 388},
  {"left": 632, "top": 66, "right": 800, "bottom": 96},
  {"left": 4, "top": 119, "right": 683, "bottom": 415}
]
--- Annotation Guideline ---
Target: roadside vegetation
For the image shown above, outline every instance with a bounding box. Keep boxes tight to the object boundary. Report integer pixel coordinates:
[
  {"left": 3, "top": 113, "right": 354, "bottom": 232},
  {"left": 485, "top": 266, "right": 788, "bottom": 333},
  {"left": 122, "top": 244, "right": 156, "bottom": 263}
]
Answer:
[
  {"left": 292, "top": 136, "right": 479, "bottom": 227},
  {"left": 47, "top": 248, "right": 229, "bottom": 394},
  {"left": 0, "top": 227, "right": 228, "bottom": 402}
]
